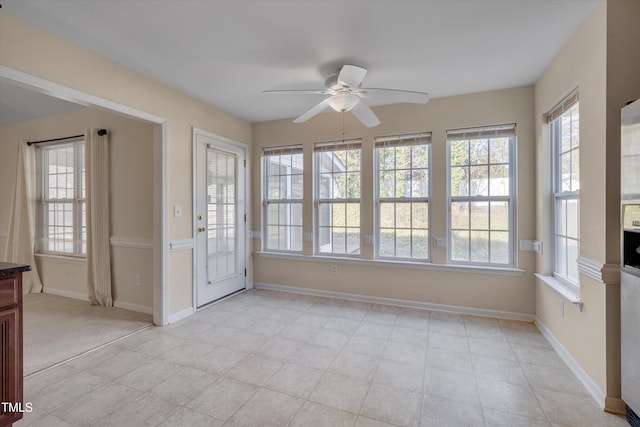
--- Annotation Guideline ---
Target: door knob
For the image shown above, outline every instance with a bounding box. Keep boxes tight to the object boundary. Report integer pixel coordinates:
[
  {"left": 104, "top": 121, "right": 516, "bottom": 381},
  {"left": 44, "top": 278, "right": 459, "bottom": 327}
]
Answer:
[{"left": 198, "top": 227, "right": 206, "bottom": 232}]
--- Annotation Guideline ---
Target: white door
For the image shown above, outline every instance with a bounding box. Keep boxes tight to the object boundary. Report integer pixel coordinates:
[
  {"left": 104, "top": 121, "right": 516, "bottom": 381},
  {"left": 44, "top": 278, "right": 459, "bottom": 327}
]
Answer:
[{"left": 194, "top": 131, "right": 246, "bottom": 307}]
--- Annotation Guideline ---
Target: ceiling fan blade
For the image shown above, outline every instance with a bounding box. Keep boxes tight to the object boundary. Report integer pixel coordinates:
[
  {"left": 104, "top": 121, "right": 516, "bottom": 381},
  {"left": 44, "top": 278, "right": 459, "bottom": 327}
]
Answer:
[
  {"left": 351, "top": 99, "right": 380, "bottom": 128},
  {"left": 359, "top": 88, "right": 430, "bottom": 104},
  {"left": 337, "top": 65, "right": 367, "bottom": 88},
  {"left": 293, "top": 98, "right": 331, "bottom": 123},
  {"left": 262, "top": 89, "right": 328, "bottom": 96}
]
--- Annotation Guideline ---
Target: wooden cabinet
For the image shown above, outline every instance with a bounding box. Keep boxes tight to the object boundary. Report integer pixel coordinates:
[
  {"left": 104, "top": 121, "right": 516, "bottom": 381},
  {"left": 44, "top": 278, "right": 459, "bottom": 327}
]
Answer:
[{"left": 0, "top": 266, "right": 26, "bottom": 427}]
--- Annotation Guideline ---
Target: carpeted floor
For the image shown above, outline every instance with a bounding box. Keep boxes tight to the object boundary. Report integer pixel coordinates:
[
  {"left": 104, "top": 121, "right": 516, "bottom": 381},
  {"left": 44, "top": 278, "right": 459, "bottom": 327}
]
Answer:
[{"left": 23, "top": 293, "right": 153, "bottom": 376}]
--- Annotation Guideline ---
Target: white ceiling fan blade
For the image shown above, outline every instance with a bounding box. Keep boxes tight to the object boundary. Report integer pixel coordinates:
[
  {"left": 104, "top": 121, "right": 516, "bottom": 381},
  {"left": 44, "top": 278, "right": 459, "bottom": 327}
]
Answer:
[
  {"left": 351, "top": 99, "right": 380, "bottom": 128},
  {"left": 262, "top": 89, "right": 329, "bottom": 96},
  {"left": 359, "top": 88, "right": 430, "bottom": 104},
  {"left": 337, "top": 65, "right": 367, "bottom": 88},
  {"left": 293, "top": 98, "right": 331, "bottom": 123}
]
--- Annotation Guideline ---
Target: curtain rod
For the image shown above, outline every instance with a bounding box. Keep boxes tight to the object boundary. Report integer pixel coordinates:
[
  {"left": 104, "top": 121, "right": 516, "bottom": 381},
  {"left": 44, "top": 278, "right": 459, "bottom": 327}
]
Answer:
[{"left": 26, "top": 129, "right": 107, "bottom": 146}]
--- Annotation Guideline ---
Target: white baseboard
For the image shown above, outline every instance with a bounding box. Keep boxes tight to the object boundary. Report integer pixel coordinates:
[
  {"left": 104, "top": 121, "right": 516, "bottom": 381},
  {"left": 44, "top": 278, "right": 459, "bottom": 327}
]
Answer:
[
  {"left": 168, "top": 306, "right": 195, "bottom": 324},
  {"left": 43, "top": 287, "right": 89, "bottom": 301},
  {"left": 535, "top": 316, "right": 606, "bottom": 410},
  {"left": 254, "top": 282, "right": 535, "bottom": 322},
  {"left": 42, "top": 288, "right": 152, "bottom": 314},
  {"left": 113, "top": 300, "right": 153, "bottom": 315}
]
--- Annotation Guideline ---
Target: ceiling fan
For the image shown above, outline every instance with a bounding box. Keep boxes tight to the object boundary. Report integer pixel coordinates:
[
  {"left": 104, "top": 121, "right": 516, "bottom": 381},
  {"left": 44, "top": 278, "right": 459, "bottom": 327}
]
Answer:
[{"left": 263, "top": 65, "right": 430, "bottom": 128}]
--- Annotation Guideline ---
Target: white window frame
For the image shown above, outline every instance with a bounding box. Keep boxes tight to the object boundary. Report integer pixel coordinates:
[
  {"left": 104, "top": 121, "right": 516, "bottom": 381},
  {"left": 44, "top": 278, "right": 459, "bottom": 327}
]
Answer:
[
  {"left": 374, "top": 133, "right": 432, "bottom": 261},
  {"left": 314, "top": 139, "right": 362, "bottom": 257},
  {"left": 36, "top": 139, "right": 86, "bottom": 257},
  {"left": 549, "top": 92, "right": 580, "bottom": 288},
  {"left": 446, "top": 124, "right": 516, "bottom": 267},
  {"left": 262, "top": 144, "right": 304, "bottom": 253}
]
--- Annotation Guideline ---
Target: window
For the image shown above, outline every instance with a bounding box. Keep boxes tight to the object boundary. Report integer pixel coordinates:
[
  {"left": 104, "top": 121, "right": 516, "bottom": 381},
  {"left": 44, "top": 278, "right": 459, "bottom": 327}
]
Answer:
[
  {"left": 263, "top": 145, "right": 304, "bottom": 252},
  {"left": 314, "top": 139, "right": 361, "bottom": 256},
  {"left": 549, "top": 92, "right": 580, "bottom": 285},
  {"left": 37, "top": 140, "right": 86, "bottom": 256},
  {"left": 375, "top": 133, "right": 431, "bottom": 260},
  {"left": 447, "top": 124, "right": 516, "bottom": 265}
]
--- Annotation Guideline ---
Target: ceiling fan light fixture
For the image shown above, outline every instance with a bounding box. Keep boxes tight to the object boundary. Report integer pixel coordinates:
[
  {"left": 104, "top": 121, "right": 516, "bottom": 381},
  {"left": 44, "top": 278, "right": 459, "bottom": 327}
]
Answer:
[{"left": 327, "top": 94, "right": 359, "bottom": 112}]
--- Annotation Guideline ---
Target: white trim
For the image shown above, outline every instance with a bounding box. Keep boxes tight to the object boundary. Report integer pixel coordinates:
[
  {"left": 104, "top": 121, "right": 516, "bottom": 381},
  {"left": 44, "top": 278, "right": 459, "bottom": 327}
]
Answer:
[
  {"left": 535, "top": 316, "right": 606, "bottom": 410},
  {"left": 192, "top": 128, "right": 250, "bottom": 309},
  {"left": 1, "top": 66, "right": 169, "bottom": 327},
  {"left": 35, "top": 253, "right": 86, "bottom": 265},
  {"left": 43, "top": 287, "right": 88, "bottom": 301},
  {"left": 256, "top": 251, "right": 525, "bottom": 277},
  {"left": 110, "top": 236, "right": 154, "bottom": 250},
  {"left": 113, "top": 300, "right": 153, "bottom": 315},
  {"left": 535, "top": 273, "right": 583, "bottom": 311},
  {"left": 168, "top": 306, "right": 195, "bottom": 324},
  {"left": 0, "top": 66, "right": 165, "bottom": 124},
  {"left": 577, "top": 256, "right": 603, "bottom": 283},
  {"left": 41, "top": 287, "right": 153, "bottom": 314},
  {"left": 169, "top": 238, "right": 194, "bottom": 251},
  {"left": 255, "top": 282, "right": 535, "bottom": 322}
]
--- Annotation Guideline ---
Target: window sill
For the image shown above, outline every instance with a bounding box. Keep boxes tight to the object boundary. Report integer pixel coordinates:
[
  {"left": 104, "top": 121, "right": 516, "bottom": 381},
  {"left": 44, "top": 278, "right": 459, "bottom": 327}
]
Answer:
[
  {"left": 35, "top": 253, "right": 86, "bottom": 264},
  {"left": 535, "top": 273, "right": 583, "bottom": 311},
  {"left": 256, "top": 251, "right": 525, "bottom": 276}
]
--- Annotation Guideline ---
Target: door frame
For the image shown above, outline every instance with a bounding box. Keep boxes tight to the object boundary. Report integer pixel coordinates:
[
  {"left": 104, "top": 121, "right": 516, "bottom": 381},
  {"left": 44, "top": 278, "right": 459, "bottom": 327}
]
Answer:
[
  {"left": 192, "top": 127, "right": 251, "bottom": 310},
  {"left": 0, "top": 66, "right": 169, "bottom": 325}
]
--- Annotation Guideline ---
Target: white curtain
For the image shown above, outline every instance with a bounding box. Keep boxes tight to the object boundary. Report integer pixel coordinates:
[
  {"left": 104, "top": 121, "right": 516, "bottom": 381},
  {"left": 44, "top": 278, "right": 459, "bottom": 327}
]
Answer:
[
  {"left": 86, "top": 129, "right": 113, "bottom": 306},
  {"left": 4, "top": 141, "right": 43, "bottom": 294}
]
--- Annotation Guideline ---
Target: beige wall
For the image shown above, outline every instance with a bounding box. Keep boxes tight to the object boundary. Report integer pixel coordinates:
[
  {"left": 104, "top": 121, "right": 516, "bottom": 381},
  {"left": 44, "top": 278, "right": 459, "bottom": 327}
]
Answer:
[
  {"left": 0, "top": 13, "right": 253, "bottom": 318},
  {"left": 0, "top": 107, "right": 155, "bottom": 310},
  {"left": 253, "top": 86, "right": 537, "bottom": 316},
  {"left": 534, "top": 0, "right": 640, "bottom": 408}
]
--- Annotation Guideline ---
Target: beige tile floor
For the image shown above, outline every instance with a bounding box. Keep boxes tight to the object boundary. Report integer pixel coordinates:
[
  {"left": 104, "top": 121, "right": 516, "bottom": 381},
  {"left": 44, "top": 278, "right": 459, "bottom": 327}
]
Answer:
[{"left": 17, "top": 289, "right": 629, "bottom": 427}]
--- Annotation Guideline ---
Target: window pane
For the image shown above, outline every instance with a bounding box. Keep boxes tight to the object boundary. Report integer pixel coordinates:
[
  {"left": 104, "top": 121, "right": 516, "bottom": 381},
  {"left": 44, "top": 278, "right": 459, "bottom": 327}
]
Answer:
[
  {"left": 561, "top": 152, "right": 572, "bottom": 192},
  {"left": 451, "top": 231, "right": 470, "bottom": 261},
  {"left": 450, "top": 140, "right": 469, "bottom": 166},
  {"left": 489, "top": 138, "right": 509, "bottom": 164},
  {"left": 412, "top": 203, "right": 428, "bottom": 229},
  {"left": 380, "top": 171, "right": 395, "bottom": 198},
  {"left": 447, "top": 131, "right": 514, "bottom": 266},
  {"left": 470, "top": 139, "right": 489, "bottom": 165},
  {"left": 395, "top": 170, "right": 410, "bottom": 198},
  {"left": 412, "top": 145, "right": 429, "bottom": 169},
  {"left": 412, "top": 169, "right": 428, "bottom": 197},
  {"left": 470, "top": 201, "right": 489, "bottom": 230},
  {"left": 380, "top": 202, "right": 395, "bottom": 228},
  {"left": 489, "top": 165, "right": 509, "bottom": 196},
  {"left": 490, "top": 201, "right": 509, "bottom": 230},
  {"left": 396, "top": 203, "right": 411, "bottom": 229},
  {"left": 450, "top": 166, "right": 468, "bottom": 197},
  {"left": 375, "top": 141, "right": 431, "bottom": 260},
  {"left": 566, "top": 198, "right": 578, "bottom": 239},
  {"left": 490, "top": 231, "right": 510, "bottom": 264},
  {"left": 469, "top": 166, "right": 488, "bottom": 196},
  {"left": 380, "top": 230, "right": 395, "bottom": 257},
  {"left": 315, "top": 146, "right": 361, "bottom": 256},
  {"left": 451, "top": 201, "right": 469, "bottom": 229},
  {"left": 571, "top": 149, "right": 580, "bottom": 191},
  {"left": 556, "top": 236, "right": 568, "bottom": 278},
  {"left": 263, "top": 152, "right": 303, "bottom": 252},
  {"left": 556, "top": 198, "right": 566, "bottom": 236},
  {"left": 412, "top": 229, "right": 429, "bottom": 259},
  {"left": 567, "top": 238, "right": 579, "bottom": 282},
  {"left": 470, "top": 231, "right": 489, "bottom": 262}
]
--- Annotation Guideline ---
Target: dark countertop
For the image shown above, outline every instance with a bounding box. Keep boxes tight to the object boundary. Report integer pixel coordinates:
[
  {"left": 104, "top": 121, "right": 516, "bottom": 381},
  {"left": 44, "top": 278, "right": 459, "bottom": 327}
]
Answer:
[{"left": 0, "top": 263, "right": 32, "bottom": 276}]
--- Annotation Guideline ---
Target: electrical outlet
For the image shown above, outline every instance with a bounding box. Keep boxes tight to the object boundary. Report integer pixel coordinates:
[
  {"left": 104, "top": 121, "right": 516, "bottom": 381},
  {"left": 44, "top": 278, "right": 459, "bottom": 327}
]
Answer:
[
  {"left": 434, "top": 237, "right": 445, "bottom": 247},
  {"left": 330, "top": 264, "right": 338, "bottom": 275},
  {"left": 135, "top": 274, "right": 141, "bottom": 287},
  {"left": 364, "top": 235, "right": 373, "bottom": 245}
]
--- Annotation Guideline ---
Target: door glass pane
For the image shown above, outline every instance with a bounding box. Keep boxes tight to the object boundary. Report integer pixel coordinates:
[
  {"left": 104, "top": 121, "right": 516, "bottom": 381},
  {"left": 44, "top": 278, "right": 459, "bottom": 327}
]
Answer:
[{"left": 207, "top": 148, "right": 237, "bottom": 283}]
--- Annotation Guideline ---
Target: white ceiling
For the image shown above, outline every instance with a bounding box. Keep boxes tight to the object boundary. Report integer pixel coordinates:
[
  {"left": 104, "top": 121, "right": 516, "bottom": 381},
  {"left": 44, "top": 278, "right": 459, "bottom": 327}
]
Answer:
[{"left": 1, "top": 0, "right": 598, "bottom": 124}]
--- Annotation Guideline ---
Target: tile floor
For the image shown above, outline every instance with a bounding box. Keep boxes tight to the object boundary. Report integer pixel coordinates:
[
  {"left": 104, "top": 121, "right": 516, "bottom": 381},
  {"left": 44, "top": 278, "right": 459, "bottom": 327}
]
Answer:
[{"left": 17, "top": 289, "right": 629, "bottom": 426}]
